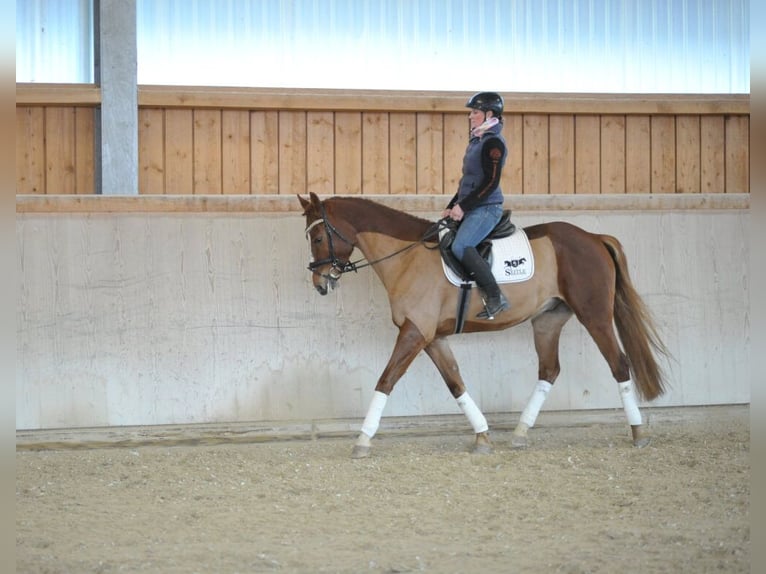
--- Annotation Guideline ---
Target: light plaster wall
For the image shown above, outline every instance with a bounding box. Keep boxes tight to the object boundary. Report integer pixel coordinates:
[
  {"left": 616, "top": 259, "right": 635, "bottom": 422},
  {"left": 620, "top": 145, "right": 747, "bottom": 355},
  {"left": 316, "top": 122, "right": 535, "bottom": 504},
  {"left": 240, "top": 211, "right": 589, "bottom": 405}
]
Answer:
[{"left": 16, "top": 207, "right": 749, "bottom": 430}]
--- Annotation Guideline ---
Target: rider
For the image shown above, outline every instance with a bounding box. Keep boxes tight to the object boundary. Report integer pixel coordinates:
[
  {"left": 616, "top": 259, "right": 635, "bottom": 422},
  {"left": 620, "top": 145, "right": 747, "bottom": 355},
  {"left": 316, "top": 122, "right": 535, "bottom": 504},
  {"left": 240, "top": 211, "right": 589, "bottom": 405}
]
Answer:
[{"left": 443, "top": 91, "right": 510, "bottom": 319}]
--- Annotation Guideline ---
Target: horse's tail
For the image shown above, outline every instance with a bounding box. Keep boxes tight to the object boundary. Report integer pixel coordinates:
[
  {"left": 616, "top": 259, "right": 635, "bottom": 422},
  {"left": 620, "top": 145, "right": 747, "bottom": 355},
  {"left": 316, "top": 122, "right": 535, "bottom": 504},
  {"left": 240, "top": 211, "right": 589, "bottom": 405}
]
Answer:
[{"left": 600, "top": 235, "right": 670, "bottom": 401}]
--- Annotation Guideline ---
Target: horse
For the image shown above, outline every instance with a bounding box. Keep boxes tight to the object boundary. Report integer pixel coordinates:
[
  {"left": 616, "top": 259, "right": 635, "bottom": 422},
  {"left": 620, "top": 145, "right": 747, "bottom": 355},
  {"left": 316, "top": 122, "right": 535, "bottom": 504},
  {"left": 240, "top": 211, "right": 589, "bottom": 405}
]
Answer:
[{"left": 298, "top": 192, "right": 670, "bottom": 458}]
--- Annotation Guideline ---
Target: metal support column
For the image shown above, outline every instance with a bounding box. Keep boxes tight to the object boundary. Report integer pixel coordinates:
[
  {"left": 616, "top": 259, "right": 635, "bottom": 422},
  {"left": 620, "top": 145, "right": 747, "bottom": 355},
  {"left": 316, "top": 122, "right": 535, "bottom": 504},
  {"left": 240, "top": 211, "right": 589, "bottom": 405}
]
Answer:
[{"left": 94, "top": 0, "right": 138, "bottom": 195}]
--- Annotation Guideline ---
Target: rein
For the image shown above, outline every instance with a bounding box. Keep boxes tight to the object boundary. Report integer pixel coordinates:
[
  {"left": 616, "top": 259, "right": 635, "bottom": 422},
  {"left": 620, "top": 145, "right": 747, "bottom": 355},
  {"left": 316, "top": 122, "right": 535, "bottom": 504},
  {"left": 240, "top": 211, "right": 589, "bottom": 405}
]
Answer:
[{"left": 306, "top": 203, "right": 448, "bottom": 277}]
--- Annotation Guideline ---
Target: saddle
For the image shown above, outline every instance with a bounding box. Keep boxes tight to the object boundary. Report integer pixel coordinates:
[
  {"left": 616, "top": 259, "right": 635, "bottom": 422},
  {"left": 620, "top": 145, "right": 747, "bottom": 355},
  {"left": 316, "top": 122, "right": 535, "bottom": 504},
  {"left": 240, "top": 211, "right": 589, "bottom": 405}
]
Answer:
[{"left": 439, "top": 209, "right": 516, "bottom": 281}]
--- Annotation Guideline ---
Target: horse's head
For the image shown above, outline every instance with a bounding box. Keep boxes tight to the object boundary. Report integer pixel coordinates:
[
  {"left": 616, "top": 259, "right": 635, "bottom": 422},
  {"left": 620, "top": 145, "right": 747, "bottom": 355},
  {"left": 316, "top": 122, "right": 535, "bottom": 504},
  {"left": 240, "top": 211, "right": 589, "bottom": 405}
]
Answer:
[{"left": 298, "top": 192, "right": 357, "bottom": 295}]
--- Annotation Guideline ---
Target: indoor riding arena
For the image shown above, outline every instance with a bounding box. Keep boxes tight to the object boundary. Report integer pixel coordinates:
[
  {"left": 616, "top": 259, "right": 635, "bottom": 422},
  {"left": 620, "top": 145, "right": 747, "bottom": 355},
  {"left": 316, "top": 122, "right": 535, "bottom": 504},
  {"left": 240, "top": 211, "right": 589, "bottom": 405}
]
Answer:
[{"left": 16, "top": 2, "right": 750, "bottom": 573}]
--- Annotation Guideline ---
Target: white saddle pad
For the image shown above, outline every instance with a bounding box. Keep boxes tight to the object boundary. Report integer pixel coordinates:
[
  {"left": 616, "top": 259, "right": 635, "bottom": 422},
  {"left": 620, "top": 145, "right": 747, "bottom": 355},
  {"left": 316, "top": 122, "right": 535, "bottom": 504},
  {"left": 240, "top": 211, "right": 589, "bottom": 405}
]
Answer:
[{"left": 441, "top": 228, "right": 535, "bottom": 286}]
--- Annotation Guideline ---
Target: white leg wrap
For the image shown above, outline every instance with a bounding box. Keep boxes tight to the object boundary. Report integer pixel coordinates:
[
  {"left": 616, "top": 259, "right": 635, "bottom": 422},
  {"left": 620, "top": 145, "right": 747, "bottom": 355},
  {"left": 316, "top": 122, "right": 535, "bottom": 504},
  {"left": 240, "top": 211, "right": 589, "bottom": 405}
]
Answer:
[
  {"left": 618, "top": 380, "right": 643, "bottom": 426},
  {"left": 456, "top": 392, "right": 489, "bottom": 434},
  {"left": 519, "top": 380, "right": 553, "bottom": 428},
  {"left": 360, "top": 391, "right": 388, "bottom": 438}
]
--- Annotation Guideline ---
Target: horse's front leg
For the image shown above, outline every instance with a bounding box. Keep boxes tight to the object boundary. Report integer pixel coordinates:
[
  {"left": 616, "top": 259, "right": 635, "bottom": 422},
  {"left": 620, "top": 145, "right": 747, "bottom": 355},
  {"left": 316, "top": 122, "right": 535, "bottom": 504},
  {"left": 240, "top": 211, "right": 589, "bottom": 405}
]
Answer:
[
  {"left": 424, "top": 337, "right": 492, "bottom": 455},
  {"left": 352, "top": 319, "right": 428, "bottom": 459}
]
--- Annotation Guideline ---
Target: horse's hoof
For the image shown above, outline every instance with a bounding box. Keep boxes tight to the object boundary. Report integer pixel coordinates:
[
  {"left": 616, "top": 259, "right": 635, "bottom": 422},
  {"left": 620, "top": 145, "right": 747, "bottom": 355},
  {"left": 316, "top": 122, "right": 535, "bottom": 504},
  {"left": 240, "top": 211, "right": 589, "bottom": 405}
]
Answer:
[
  {"left": 630, "top": 425, "right": 651, "bottom": 448},
  {"left": 633, "top": 436, "right": 652, "bottom": 448},
  {"left": 471, "top": 443, "right": 493, "bottom": 455},
  {"left": 351, "top": 445, "right": 371, "bottom": 459},
  {"left": 511, "top": 434, "right": 528, "bottom": 449}
]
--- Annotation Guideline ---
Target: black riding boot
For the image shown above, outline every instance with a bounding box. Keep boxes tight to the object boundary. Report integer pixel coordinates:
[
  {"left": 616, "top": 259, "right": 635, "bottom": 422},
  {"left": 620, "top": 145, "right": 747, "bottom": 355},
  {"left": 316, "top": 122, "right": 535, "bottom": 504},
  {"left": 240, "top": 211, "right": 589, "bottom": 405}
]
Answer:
[{"left": 461, "top": 246, "right": 510, "bottom": 319}]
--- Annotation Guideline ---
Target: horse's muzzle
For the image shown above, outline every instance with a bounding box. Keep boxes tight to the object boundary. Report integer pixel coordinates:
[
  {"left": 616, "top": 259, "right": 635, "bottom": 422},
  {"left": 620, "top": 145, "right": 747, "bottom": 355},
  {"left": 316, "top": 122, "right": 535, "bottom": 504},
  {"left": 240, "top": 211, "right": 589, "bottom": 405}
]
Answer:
[{"left": 312, "top": 271, "right": 339, "bottom": 295}]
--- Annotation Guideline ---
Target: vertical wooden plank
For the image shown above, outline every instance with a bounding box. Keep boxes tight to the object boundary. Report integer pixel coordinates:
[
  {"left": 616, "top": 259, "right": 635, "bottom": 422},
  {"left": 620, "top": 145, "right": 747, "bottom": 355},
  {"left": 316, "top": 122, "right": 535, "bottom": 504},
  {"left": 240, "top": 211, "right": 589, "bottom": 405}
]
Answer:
[
  {"left": 522, "top": 114, "right": 549, "bottom": 194},
  {"left": 676, "top": 115, "right": 701, "bottom": 193},
  {"left": 389, "top": 112, "right": 417, "bottom": 195},
  {"left": 651, "top": 116, "right": 676, "bottom": 193},
  {"left": 416, "top": 113, "right": 443, "bottom": 194},
  {"left": 725, "top": 115, "right": 749, "bottom": 193},
  {"left": 306, "top": 111, "right": 334, "bottom": 195},
  {"left": 334, "top": 112, "right": 362, "bottom": 194},
  {"left": 138, "top": 108, "right": 165, "bottom": 195},
  {"left": 45, "top": 107, "right": 76, "bottom": 194},
  {"left": 549, "top": 115, "right": 575, "bottom": 194},
  {"left": 600, "top": 115, "right": 625, "bottom": 194},
  {"left": 279, "top": 111, "right": 307, "bottom": 195},
  {"left": 74, "top": 108, "right": 95, "bottom": 194},
  {"left": 193, "top": 109, "right": 222, "bottom": 194},
  {"left": 700, "top": 116, "right": 725, "bottom": 193},
  {"left": 221, "top": 110, "right": 251, "bottom": 195},
  {"left": 443, "top": 113, "right": 468, "bottom": 196},
  {"left": 626, "top": 116, "right": 651, "bottom": 194},
  {"left": 501, "top": 115, "right": 523, "bottom": 196},
  {"left": 362, "top": 112, "right": 389, "bottom": 195},
  {"left": 251, "top": 111, "right": 279, "bottom": 194},
  {"left": 164, "top": 109, "right": 194, "bottom": 194},
  {"left": 16, "top": 107, "right": 45, "bottom": 194},
  {"left": 575, "top": 115, "right": 600, "bottom": 194}
]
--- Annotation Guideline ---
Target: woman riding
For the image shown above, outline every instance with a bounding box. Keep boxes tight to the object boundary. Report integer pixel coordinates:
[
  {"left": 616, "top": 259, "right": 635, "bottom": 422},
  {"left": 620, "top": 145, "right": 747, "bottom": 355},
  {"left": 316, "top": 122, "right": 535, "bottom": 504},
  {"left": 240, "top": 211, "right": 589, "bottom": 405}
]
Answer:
[{"left": 443, "top": 91, "right": 510, "bottom": 319}]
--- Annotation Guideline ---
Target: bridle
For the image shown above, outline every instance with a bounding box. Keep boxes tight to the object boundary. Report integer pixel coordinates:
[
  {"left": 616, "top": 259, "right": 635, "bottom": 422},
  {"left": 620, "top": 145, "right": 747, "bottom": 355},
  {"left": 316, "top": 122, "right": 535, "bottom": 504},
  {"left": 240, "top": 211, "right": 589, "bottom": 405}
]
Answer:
[
  {"left": 304, "top": 201, "right": 448, "bottom": 280},
  {"left": 305, "top": 201, "right": 358, "bottom": 280}
]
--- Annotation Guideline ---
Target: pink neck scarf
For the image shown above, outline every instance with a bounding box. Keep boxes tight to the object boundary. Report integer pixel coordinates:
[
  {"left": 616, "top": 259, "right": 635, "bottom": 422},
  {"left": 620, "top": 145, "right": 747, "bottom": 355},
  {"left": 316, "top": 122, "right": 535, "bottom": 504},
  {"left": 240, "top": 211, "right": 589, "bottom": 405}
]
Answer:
[{"left": 471, "top": 116, "right": 499, "bottom": 138}]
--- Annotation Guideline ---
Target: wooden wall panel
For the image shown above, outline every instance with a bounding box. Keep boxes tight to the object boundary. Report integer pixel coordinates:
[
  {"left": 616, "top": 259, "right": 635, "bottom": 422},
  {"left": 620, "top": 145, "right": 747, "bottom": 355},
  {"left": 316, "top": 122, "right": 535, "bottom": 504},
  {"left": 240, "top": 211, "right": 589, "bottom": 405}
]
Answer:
[
  {"left": 306, "top": 111, "right": 334, "bottom": 195},
  {"left": 626, "top": 116, "right": 651, "bottom": 194},
  {"left": 16, "top": 107, "right": 45, "bottom": 194},
  {"left": 45, "top": 107, "right": 76, "bottom": 194},
  {"left": 279, "top": 111, "right": 307, "bottom": 195},
  {"left": 362, "top": 112, "right": 390, "bottom": 195},
  {"left": 14, "top": 91, "right": 749, "bottom": 197},
  {"left": 335, "top": 112, "right": 362, "bottom": 194},
  {"left": 164, "top": 109, "right": 193, "bottom": 194},
  {"left": 193, "top": 110, "right": 223, "bottom": 194},
  {"left": 600, "top": 115, "right": 625, "bottom": 194},
  {"left": 523, "top": 115, "right": 549, "bottom": 195},
  {"left": 701, "top": 116, "right": 725, "bottom": 193},
  {"left": 389, "top": 112, "right": 417, "bottom": 195},
  {"left": 549, "top": 115, "right": 575, "bottom": 195},
  {"left": 74, "top": 108, "right": 95, "bottom": 194},
  {"left": 139, "top": 109, "right": 165, "bottom": 195},
  {"left": 251, "top": 111, "right": 279, "bottom": 194},
  {"left": 221, "top": 110, "right": 251, "bottom": 195},
  {"left": 725, "top": 115, "right": 749, "bottom": 193},
  {"left": 415, "top": 114, "right": 443, "bottom": 194},
  {"left": 502, "top": 115, "right": 523, "bottom": 195},
  {"left": 575, "top": 115, "right": 600, "bottom": 194},
  {"left": 651, "top": 116, "right": 676, "bottom": 194},
  {"left": 443, "top": 114, "right": 467, "bottom": 195},
  {"left": 16, "top": 105, "right": 97, "bottom": 195},
  {"left": 676, "top": 116, "right": 701, "bottom": 193}
]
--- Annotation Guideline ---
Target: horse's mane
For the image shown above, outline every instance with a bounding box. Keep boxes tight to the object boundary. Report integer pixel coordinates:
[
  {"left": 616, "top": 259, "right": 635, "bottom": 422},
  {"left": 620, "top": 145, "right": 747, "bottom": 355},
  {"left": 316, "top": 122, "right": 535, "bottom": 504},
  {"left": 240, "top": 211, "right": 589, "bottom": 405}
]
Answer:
[{"left": 327, "top": 197, "right": 438, "bottom": 242}]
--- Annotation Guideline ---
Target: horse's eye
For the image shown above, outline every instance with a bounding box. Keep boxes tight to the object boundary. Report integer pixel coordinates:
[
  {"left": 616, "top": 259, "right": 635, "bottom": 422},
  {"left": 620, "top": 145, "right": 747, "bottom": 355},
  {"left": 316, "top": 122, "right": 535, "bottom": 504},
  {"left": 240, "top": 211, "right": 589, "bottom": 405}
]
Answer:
[{"left": 313, "top": 236, "right": 323, "bottom": 244}]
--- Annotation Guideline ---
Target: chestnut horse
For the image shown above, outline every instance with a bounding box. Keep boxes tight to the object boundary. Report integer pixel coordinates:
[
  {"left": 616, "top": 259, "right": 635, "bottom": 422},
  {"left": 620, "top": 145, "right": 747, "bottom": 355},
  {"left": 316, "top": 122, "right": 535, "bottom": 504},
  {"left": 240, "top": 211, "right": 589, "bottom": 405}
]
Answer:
[{"left": 298, "top": 193, "right": 669, "bottom": 458}]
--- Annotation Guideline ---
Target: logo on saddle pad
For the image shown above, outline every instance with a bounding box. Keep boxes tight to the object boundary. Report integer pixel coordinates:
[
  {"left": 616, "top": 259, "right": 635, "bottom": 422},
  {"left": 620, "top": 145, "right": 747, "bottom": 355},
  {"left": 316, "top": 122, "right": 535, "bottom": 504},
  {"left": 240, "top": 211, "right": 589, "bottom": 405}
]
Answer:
[
  {"left": 441, "top": 229, "right": 535, "bottom": 286},
  {"left": 504, "top": 258, "right": 527, "bottom": 274}
]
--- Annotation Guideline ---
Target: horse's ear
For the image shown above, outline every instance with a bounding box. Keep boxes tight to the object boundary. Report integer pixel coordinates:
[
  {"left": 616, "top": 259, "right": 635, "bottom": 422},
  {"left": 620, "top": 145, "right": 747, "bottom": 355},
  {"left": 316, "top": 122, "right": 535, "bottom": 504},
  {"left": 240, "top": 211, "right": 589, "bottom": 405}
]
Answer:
[
  {"left": 309, "top": 191, "right": 321, "bottom": 207},
  {"left": 297, "top": 194, "right": 311, "bottom": 213}
]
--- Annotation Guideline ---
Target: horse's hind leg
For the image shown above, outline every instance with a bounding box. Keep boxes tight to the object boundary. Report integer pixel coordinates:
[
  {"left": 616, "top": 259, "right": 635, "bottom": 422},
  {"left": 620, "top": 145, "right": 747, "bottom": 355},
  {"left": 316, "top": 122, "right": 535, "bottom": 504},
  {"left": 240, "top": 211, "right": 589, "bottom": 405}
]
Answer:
[
  {"left": 571, "top": 297, "right": 651, "bottom": 448},
  {"left": 424, "top": 337, "right": 492, "bottom": 455},
  {"left": 584, "top": 320, "right": 651, "bottom": 448},
  {"left": 512, "top": 301, "right": 573, "bottom": 449}
]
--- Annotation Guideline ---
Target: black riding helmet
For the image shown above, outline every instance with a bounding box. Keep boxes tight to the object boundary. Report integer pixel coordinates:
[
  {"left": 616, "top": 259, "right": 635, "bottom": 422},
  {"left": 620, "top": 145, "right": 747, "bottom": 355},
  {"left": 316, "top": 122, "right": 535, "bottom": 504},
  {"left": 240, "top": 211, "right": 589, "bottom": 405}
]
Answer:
[{"left": 466, "top": 92, "right": 504, "bottom": 117}]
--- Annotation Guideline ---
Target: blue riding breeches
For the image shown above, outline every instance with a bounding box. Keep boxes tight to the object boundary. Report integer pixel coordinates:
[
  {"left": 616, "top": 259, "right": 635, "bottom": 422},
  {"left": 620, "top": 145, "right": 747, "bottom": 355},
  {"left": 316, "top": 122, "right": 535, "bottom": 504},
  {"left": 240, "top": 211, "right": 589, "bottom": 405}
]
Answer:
[{"left": 450, "top": 203, "right": 504, "bottom": 261}]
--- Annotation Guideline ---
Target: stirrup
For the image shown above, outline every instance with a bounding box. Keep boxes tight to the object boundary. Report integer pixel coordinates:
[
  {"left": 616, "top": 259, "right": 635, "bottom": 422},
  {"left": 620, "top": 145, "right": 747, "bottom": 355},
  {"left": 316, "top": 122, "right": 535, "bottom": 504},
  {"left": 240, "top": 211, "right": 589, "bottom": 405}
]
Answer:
[{"left": 477, "top": 293, "right": 510, "bottom": 320}]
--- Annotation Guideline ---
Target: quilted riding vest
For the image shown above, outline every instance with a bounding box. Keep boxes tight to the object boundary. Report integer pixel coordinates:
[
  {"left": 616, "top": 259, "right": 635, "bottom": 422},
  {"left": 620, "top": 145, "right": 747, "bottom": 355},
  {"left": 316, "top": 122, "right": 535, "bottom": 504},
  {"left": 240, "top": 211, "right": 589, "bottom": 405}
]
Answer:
[{"left": 456, "top": 123, "right": 506, "bottom": 207}]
